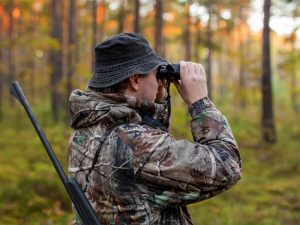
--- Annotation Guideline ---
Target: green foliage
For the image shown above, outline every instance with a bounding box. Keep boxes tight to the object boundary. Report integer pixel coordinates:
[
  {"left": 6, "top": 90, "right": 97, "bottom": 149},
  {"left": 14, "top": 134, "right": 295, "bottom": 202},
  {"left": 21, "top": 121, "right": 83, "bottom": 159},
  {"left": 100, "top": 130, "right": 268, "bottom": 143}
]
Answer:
[
  {"left": 1, "top": 97, "right": 300, "bottom": 224},
  {"left": 0, "top": 107, "right": 72, "bottom": 225}
]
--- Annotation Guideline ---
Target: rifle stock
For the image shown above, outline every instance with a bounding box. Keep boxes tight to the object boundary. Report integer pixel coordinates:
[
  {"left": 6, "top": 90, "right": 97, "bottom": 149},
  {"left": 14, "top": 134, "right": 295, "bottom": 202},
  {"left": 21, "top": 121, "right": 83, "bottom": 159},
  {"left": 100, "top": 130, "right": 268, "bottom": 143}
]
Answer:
[{"left": 10, "top": 81, "right": 101, "bottom": 225}]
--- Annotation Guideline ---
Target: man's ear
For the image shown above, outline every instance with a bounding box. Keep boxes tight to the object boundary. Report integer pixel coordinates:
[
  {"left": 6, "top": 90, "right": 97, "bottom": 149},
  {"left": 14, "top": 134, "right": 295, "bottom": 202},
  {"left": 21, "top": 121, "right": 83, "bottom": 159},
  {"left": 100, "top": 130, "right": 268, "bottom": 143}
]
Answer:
[{"left": 128, "top": 75, "right": 139, "bottom": 91}]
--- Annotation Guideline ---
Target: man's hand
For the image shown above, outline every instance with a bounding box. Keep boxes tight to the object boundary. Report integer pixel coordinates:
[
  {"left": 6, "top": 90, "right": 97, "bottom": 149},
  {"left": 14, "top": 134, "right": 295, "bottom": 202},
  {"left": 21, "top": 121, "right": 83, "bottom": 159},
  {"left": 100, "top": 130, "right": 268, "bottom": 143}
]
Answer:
[
  {"left": 155, "top": 79, "right": 168, "bottom": 103},
  {"left": 174, "top": 61, "right": 208, "bottom": 106}
]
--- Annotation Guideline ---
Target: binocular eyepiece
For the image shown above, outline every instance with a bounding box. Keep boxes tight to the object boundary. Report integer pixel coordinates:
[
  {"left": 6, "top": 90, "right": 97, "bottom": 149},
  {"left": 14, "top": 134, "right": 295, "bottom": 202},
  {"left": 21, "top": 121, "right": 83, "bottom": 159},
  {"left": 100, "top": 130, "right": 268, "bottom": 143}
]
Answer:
[{"left": 157, "top": 64, "right": 180, "bottom": 81}]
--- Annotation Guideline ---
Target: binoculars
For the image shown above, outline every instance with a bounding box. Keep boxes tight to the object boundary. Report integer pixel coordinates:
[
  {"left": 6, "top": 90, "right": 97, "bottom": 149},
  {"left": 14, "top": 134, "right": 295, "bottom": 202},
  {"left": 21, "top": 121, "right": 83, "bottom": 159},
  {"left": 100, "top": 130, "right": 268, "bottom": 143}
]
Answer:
[{"left": 157, "top": 64, "right": 180, "bottom": 81}]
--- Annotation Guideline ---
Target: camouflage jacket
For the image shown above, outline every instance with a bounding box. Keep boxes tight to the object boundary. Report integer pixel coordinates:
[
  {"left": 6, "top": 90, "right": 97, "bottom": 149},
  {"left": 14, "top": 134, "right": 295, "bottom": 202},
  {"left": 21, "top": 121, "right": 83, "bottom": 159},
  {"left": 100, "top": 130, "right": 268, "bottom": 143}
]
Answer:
[{"left": 68, "top": 89, "right": 241, "bottom": 225}]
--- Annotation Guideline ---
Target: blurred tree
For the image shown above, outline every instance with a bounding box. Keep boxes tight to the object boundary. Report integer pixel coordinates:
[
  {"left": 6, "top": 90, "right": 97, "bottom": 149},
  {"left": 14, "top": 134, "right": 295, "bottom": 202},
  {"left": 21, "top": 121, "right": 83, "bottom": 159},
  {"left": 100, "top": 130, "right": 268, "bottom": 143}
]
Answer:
[
  {"left": 98, "top": 0, "right": 106, "bottom": 42},
  {"left": 288, "top": 2, "right": 299, "bottom": 112},
  {"left": 92, "top": 0, "right": 98, "bottom": 70},
  {"left": 62, "top": 0, "right": 68, "bottom": 86},
  {"left": 214, "top": 0, "right": 242, "bottom": 105},
  {"left": 262, "top": 0, "right": 276, "bottom": 143},
  {"left": 67, "top": 0, "right": 78, "bottom": 103},
  {"left": 28, "top": 2, "right": 38, "bottom": 100},
  {"left": 0, "top": 3, "right": 4, "bottom": 120},
  {"left": 233, "top": 0, "right": 252, "bottom": 109},
  {"left": 206, "top": 2, "right": 213, "bottom": 100},
  {"left": 280, "top": 29, "right": 299, "bottom": 112},
  {"left": 287, "top": 30, "right": 299, "bottom": 112},
  {"left": 184, "top": 0, "right": 192, "bottom": 61},
  {"left": 230, "top": 0, "right": 259, "bottom": 109},
  {"left": 155, "top": 0, "right": 164, "bottom": 57},
  {"left": 118, "top": 0, "right": 126, "bottom": 33},
  {"left": 50, "top": 0, "right": 63, "bottom": 121},
  {"left": 237, "top": 6, "right": 249, "bottom": 109},
  {"left": 134, "top": 0, "right": 140, "bottom": 33},
  {"left": 289, "top": 0, "right": 299, "bottom": 113},
  {"left": 277, "top": 0, "right": 300, "bottom": 112},
  {"left": 216, "top": 20, "right": 227, "bottom": 105},
  {"left": 7, "top": 0, "right": 16, "bottom": 106},
  {"left": 194, "top": 16, "right": 202, "bottom": 63}
]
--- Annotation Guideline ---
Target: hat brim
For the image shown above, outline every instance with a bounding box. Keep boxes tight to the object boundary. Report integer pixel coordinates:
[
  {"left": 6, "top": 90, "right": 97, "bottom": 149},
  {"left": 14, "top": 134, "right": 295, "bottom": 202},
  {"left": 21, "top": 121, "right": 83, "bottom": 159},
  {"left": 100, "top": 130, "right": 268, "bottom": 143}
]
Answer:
[{"left": 88, "top": 52, "right": 168, "bottom": 88}]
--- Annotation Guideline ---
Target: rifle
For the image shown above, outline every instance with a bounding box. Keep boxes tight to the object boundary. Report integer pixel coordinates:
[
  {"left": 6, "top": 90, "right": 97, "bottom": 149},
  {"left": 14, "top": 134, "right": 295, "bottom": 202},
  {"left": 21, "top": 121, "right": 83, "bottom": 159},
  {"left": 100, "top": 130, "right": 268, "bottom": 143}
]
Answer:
[{"left": 10, "top": 81, "right": 101, "bottom": 225}]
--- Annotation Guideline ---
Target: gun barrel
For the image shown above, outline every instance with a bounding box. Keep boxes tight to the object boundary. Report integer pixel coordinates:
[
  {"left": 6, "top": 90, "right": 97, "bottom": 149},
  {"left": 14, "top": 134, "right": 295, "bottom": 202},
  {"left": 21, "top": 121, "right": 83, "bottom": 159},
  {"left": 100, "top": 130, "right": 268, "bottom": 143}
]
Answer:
[
  {"left": 11, "top": 82, "right": 69, "bottom": 186},
  {"left": 10, "top": 81, "right": 101, "bottom": 225}
]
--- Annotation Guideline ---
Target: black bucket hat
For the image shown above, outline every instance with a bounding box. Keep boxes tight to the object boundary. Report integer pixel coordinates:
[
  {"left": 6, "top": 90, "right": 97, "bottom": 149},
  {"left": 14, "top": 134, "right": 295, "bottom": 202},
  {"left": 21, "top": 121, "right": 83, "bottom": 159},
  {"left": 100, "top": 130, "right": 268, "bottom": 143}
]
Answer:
[{"left": 88, "top": 33, "right": 168, "bottom": 88}]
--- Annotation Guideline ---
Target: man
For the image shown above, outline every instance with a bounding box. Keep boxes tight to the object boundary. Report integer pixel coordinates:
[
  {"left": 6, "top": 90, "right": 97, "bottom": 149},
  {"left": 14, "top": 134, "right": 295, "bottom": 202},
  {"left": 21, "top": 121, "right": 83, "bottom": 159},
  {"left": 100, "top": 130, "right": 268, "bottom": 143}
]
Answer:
[{"left": 68, "top": 33, "right": 241, "bottom": 225}]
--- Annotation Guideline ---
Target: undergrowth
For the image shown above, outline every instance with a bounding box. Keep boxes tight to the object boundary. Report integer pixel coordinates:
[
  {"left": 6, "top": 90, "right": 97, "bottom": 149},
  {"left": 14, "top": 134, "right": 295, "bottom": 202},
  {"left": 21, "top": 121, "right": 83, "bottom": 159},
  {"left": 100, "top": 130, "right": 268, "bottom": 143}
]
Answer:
[{"left": 0, "top": 102, "right": 299, "bottom": 225}]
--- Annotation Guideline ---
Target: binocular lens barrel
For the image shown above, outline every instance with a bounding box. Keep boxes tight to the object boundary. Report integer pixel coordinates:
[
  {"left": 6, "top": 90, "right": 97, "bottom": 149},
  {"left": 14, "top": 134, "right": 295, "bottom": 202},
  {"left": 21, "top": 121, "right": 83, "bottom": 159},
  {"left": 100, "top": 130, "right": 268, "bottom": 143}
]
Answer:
[{"left": 157, "top": 64, "right": 180, "bottom": 81}]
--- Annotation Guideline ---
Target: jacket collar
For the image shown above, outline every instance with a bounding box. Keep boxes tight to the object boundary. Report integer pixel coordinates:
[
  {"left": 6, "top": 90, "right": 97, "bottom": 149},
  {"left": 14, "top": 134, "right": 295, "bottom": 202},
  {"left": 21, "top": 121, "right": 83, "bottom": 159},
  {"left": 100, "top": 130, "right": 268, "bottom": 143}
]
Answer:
[{"left": 69, "top": 89, "right": 168, "bottom": 129}]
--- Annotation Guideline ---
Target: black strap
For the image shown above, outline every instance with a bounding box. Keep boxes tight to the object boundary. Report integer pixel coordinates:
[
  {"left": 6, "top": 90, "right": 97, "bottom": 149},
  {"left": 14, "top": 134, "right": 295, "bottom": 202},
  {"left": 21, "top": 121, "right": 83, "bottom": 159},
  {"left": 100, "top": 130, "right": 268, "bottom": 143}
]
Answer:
[
  {"left": 166, "top": 80, "right": 171, "bottom": 129},
  {"left": 142, "top": 114, "right": 164, "bottom": 130}
]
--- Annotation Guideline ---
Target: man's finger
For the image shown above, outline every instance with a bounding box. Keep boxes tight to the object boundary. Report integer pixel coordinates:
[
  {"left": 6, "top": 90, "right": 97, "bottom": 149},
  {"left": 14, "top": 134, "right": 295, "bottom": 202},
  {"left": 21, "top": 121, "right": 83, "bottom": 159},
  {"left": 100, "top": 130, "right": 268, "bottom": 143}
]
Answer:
[{"left": 180, "top": 61, "right": 188, "bottom": 81}]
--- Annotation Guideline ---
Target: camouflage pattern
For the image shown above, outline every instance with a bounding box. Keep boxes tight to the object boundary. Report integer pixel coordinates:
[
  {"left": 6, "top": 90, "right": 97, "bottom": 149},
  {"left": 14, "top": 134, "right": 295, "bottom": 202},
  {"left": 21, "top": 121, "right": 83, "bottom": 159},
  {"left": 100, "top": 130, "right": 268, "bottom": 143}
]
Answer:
[{"left": 68, "top": 89, "right": 241, "bottom": 225}]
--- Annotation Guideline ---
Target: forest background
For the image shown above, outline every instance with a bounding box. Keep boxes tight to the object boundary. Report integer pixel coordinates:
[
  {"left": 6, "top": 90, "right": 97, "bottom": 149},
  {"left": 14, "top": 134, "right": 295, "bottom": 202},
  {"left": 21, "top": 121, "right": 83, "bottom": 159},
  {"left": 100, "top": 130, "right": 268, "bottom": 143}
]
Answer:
[{"left": 0, "top": 0, "right": 300, "bottom": 224}]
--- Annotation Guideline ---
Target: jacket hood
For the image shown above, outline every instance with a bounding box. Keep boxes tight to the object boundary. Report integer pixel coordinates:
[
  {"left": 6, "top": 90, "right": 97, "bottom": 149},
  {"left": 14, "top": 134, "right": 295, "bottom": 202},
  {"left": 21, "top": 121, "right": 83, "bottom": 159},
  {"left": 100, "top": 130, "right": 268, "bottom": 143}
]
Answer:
[{"left": 69, "top": 89, "right": 167, "bottom": 129}]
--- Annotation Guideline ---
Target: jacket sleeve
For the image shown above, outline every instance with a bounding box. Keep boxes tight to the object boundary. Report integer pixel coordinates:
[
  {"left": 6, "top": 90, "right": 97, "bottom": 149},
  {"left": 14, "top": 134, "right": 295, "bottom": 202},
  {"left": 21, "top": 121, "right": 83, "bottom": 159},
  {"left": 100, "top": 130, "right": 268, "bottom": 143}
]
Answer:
[{"left": 117, "top": 97, "right": 241, "bottom": 208}]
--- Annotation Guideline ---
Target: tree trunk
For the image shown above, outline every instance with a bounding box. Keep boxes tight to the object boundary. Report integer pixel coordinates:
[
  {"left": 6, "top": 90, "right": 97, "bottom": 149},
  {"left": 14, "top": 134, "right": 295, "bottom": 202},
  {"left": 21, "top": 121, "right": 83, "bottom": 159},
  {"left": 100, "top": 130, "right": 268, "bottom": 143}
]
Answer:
[
  {"left": 98, "top": 0, "right": 106, "bottom": 42},
  {"left": 50, "top": 0, "right": 63, "bottom": 121},
  {"left": 0, "top": 7, "right": 4, "bottom": 120},
  {"left": 61, "top": 0, "right": 68, "bottom": 87},
  {"left": 291, "top": 61, "right": 297, "bottom": 112},
  {"left": 218, "top": 41, "right": 226, "bottom": 105},
  {"left": 8, "top": 0, "right": 16, "bottom": 106},
  {"left": 117, "top": 0, "right": 125, "bottom": 33},
  {"left": 288, "top": 31, "right": 298, "bottom": 112},
  {"left": 134, "top": 0, "right": 140, "bottom": 33},
  {"left": 184, "top": 0, "right": 191, "bottom": 61},
  {"left": 154, "top": 0, "right": 163, "bottom": 56},
  {"left": 262, "top": 0, "right": 276, "bottom": 143},
  {"left": 206, "top": 5, "right": 213, "bottom": 100},
  {"left": 67, "top": 0, "right": 77, "bottom": 100},
  {"left": 28, "top": 8, "right": 38, "bottom": 101},
  {"left": 238, "top": 8, "right": 246, "bottom": 109},
  {"left": 217, "top": 22, "right": 227, "bottom": 106},
  {"left": 194, "top": 17, "right": 201, "bottom": 63},
  {"left": 92, "top": 0, "right": 98, "bottom": 71}
]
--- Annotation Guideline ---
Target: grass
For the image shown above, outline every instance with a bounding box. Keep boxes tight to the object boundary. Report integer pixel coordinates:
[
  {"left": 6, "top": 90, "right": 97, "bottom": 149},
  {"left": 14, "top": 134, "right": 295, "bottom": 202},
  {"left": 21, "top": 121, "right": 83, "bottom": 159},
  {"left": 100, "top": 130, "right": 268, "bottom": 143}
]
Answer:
[{"left": 0, "top": 102, "right": 299, "bottom": 225}]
